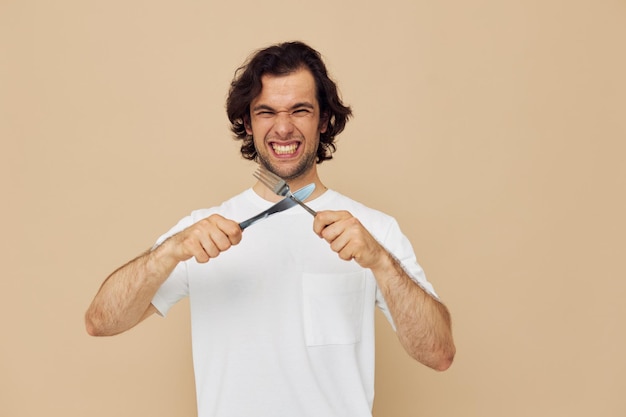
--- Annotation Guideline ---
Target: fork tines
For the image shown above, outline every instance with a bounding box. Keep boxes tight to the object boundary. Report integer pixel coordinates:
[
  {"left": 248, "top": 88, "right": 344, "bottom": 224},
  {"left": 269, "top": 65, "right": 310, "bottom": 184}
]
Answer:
[
  {"left": 253, "top": 165, "right": 318, "bottom": 216},
  {"left": 253, "top": 166, "right": 290, "bottom": 196}
]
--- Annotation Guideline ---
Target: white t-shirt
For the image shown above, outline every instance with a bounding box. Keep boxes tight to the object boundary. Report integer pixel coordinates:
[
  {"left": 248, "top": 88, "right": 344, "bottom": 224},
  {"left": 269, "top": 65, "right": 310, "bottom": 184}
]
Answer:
[{"left": 152, "top": 189, "right": 437, "bottom": 417}]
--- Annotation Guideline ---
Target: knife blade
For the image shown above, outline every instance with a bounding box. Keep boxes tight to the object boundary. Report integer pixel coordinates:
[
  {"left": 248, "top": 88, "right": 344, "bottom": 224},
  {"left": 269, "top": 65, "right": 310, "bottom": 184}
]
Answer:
[{"left": 239, "top": 183, "right": 315, "bottom": 230}]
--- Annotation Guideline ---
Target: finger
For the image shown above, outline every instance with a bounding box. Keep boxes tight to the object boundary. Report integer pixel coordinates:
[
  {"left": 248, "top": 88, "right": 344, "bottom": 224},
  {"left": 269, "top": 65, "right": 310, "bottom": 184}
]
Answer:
[
  {"left": 337, "top": 244, "right": 357, "bottom": 262},
  {"left": 313, "top": 210, "right": 350, "bottom": 236},
  {"left": 320, "top": 215, "right": 362, "bottom": 243},
  {"left": 322, "top": 218, "right": 382, "bottom": 265},
  {"left": 219, "top": 220, "right": 243, "bottom": 245},
  {"left": 181, "top": 235, "right": 210, "bottom": 263},
  {"left": 327, "top": 223, "right": 369, "bottom": 259},
  {"left": 206, "top": 214, "right": 242, "bottom": 245},
  {"left": 208, "top": 228, "right": 234, "bottom": 252},
  {"left": 328, "top": 231, "right": 352, "bottom": 258},
  {"left": 312, "top": 212, "right": 331, "bottom": 236},
  {"left": 196, "top": 231, "right": 221, "bottom": 259},
  {"left": 184, "top": 219, "right": 220, "bottom": 261},
  {"left": 319, "top": 220, "right": 345, "bottom": 245}
]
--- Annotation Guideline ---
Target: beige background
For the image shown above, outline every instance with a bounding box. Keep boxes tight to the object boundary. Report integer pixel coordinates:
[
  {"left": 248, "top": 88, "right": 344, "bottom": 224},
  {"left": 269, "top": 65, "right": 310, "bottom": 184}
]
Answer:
[{"left": 2, "top": 0, "right": 625, "bottom": 416}]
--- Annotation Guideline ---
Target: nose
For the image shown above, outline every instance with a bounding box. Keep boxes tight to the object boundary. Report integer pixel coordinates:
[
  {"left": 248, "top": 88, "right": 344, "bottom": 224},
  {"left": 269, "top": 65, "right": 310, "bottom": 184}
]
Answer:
[{"left": 272, "top": 111, "right": 295, "bottom": 138}]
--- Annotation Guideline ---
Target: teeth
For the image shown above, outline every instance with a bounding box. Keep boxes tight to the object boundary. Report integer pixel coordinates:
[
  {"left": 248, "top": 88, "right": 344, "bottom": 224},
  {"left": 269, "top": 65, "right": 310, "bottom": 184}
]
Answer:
[{"left": 272, "top": 143, "right": 298, "bottom": 155}]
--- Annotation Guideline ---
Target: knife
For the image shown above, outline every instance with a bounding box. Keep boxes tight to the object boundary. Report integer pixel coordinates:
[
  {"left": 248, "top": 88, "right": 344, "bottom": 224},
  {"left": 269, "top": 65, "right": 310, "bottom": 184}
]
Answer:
[{"left": 239, "top": 183, "right": 315, "bottom": 230}]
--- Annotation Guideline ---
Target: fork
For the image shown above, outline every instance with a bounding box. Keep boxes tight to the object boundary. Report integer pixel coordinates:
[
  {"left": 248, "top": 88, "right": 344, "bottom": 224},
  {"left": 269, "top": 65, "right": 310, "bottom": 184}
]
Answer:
[{"left": 253, "top": 166, "right": 317, "bottom": 216}]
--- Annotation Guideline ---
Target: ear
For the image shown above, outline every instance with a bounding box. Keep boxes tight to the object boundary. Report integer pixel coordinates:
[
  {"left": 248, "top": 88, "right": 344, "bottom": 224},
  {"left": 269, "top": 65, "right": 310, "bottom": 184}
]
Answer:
[
  {"left": 319, "top": 111, "right": 329, "bottom": 134},
  {"left": 243, "top": 114, "right": 253, "bottom": 135}
]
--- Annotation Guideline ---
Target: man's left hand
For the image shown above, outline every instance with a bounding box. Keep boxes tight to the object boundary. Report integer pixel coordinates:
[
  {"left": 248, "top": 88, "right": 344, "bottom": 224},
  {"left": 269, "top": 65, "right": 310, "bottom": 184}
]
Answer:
[{"left": 313, "top": 210, "right": 386, "bottom": 270}]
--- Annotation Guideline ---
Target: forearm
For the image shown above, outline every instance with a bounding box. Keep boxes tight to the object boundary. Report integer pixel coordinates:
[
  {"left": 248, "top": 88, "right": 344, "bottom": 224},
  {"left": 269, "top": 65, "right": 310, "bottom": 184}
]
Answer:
[
  {"left": 85, "top": 242, "right": 178, "bottom": 336},
  {"left": 371, "top": 252, "right": 455, "bottom": 371}
]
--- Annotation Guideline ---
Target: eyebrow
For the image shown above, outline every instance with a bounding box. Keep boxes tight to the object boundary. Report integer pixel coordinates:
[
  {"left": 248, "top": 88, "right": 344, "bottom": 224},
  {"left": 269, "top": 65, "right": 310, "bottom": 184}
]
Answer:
[{"left": 251, "top": 102, "right": 315, "bottom": 112}]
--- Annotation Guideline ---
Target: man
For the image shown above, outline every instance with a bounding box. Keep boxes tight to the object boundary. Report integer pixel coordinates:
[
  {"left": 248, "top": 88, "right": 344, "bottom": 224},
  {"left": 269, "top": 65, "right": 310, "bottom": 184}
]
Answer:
[{"left": 86, "top": 41, "right": 455, "bottom": 417}]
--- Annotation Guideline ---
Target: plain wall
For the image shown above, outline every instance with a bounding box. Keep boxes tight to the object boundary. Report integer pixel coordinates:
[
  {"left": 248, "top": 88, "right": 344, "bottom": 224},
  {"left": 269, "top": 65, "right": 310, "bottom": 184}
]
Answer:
[{"left": 2, "top": 0, "right": 625, "bottom": 416}]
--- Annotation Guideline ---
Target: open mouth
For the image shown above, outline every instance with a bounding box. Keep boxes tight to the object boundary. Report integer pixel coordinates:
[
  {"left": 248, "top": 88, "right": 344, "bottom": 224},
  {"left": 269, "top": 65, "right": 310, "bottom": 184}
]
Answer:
[{"left": 271, "top": 142, "right": 299, "bottom": 156}]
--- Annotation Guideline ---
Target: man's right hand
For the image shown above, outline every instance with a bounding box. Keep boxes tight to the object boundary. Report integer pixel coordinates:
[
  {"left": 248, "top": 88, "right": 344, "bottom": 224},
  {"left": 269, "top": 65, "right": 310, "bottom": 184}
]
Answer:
[{"left": 164, "top": 214, "right": 243, "bottom": 263}]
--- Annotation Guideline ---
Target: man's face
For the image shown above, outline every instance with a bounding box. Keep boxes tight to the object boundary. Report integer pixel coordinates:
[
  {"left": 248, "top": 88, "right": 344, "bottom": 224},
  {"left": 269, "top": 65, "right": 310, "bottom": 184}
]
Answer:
[{"left": 245, "top": 68, "right": 327, "bottom": 181}]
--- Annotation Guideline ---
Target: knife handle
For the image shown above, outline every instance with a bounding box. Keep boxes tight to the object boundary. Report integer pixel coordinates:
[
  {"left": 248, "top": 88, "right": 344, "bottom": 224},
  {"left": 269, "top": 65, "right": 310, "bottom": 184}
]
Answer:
[{"left": 239, "top": 212, "right": 269, "bottom": 230}]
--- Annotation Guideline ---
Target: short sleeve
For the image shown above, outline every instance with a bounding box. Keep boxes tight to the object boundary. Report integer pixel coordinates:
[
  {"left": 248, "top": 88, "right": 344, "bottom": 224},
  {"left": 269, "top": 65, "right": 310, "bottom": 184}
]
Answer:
[
  {"left": 150, "top": 214, "right": 198, "bottom": 317},
  {"left": 374, "top": 218, "right": 439, "bottom": 329}
]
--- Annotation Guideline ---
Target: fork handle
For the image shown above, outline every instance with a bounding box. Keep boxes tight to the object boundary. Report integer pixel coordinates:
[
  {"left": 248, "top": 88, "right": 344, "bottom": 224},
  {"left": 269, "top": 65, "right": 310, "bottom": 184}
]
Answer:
[{"left": 290, "top": 195, "right": 317, "bottom": 216}]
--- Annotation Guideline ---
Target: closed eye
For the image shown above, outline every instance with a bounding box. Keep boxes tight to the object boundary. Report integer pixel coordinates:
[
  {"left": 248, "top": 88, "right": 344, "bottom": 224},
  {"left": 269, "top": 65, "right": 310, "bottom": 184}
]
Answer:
[
  {"left": 252, "top": 103, "right": 315, "bottom": 118},
  {"left": 292, "top": 108, "right": 313, "bottom": 116}
]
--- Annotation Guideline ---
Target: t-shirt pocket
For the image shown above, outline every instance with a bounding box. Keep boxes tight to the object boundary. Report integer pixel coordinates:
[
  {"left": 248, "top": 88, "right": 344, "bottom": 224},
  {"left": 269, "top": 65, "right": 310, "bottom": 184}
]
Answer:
[{"left": 302, "top": 271, "right": 366, "bottom": 346}]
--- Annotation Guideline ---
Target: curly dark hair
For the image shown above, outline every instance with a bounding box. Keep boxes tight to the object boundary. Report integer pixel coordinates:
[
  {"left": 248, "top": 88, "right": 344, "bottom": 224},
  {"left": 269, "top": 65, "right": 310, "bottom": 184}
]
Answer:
[{"left": 226, "top": 41, "right": 352, "bottom": 163}]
